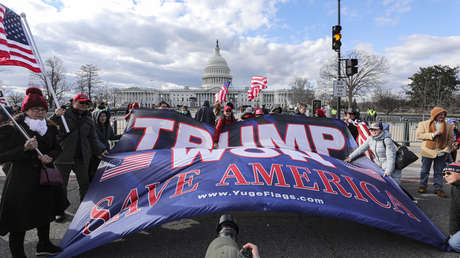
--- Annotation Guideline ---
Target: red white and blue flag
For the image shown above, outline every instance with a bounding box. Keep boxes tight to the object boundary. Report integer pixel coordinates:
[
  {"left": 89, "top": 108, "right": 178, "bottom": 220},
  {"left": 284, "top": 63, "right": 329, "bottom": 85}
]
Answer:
[
  {"left": 248, "top": 76, "right": 268, "bottom": 101},
  {"left": 214, "top": 81, "right": 231, "bottom": 104},
  {"left": 353, "top": 121, "right": 374, "bottom": 160},
  {"left": 100, "top": 152, "right": 155, "bottom": 182},
  {"left": 0, "top": 4, "right": 41, "bottom": 72},
  {"left": 0, "top": 90, "right": 7, "bottom": 106}
]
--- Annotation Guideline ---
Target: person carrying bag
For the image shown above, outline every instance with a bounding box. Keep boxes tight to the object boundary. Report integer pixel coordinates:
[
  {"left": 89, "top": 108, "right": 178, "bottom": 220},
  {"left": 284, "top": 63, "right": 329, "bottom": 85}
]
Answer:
[
  {"left": 345, "top": 122, "right": 401, "bottom": 184},
  {"left": 0, "top": 87, "right": 68, "bottom": 257}
]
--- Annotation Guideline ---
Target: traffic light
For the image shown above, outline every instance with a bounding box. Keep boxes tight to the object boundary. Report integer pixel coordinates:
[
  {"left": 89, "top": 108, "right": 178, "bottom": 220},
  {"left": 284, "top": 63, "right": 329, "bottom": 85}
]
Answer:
[
  {"left": 345, "top": 58, "right": 358, "bottom": 76},
  {"left": 312, "top": 99, "right": 322, "bottom": 115},
  {"left": 332, "top": 25, "right": 342, "bottom": 51}
]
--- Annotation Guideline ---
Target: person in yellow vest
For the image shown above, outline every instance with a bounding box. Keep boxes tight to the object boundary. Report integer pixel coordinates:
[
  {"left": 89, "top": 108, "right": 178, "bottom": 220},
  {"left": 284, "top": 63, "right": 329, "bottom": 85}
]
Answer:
[{"left": 416, "top": 107, "right": 454, "bottom": 197}]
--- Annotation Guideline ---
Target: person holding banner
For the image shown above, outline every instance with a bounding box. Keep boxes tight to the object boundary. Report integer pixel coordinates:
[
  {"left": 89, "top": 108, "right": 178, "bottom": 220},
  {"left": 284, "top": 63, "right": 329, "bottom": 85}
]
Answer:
[
  {"left": 88, "top": 110, "right": 121, "bottom": 182},
  {"left": 345, "top": 122, "right": 401, "bottom": 184},
  {"left": 52, "top": 94, "right": 106, "bottom": 218},
  {"left": 0, "top": 87, "right": 68, "bottom": 257},
  {"left": 214, "top": 105, "right": 236, "bottom": 148},
  {"left": 195, "top": 100, "right": 216, "bottom": 126}
]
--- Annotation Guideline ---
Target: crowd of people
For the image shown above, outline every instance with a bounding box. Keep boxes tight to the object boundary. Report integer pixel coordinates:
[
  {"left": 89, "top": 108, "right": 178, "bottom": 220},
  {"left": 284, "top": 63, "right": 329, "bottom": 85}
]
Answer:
[{"left": 1, "top": 88, "right": 460, "bottom": 256}]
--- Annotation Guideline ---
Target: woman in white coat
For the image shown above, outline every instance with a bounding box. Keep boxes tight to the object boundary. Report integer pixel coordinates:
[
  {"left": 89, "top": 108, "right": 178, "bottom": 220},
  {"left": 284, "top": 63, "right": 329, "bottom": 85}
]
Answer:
[{"left": 345, "top": 122, "right": 401, "bottom": 184}]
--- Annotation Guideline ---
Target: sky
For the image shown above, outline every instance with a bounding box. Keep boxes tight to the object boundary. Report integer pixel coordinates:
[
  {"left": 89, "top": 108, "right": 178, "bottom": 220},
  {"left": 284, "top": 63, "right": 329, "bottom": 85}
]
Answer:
[{"left": 1, "top": 0, "right": 460, "bottom": 97}]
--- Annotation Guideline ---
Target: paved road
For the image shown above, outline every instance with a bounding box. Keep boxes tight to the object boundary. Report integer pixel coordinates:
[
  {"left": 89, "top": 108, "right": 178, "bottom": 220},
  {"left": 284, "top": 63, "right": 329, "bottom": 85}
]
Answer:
[{"left": 1, "top": 143, "right": 459, "bottom": 257}]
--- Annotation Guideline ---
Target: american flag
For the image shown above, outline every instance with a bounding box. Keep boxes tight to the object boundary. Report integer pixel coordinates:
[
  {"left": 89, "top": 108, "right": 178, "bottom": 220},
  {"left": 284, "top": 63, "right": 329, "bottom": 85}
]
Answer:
[
  {"left": 100, "top": 152, "right": 155, "bottom": 182},
  {"left": 248, "top": 76, "right": 267, "bottom": 101},
  {"left": 0, "top": 4, "right": 41, "bottom": 72},
  {"left": 353, "top": 121, "right": 374, "bottom": 161},
  {"left": 214, "top": 81, "right": 231, "bottom": 104},
  {"left": 0, "top": 90, "right": 7, "bottom": 106}
]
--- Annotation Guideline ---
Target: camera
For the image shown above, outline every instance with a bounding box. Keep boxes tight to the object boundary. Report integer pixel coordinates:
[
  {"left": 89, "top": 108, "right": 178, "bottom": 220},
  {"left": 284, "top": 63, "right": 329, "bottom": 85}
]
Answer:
[
  {"left": 205, "top": 214, "right": 253, "bottom": 258},
  {"left": 217, "top": 214, "right": 239, "bottom": 240}
]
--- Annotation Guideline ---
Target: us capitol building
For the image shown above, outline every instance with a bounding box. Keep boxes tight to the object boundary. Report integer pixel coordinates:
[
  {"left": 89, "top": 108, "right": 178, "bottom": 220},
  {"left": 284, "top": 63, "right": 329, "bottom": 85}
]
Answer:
[{"left": 115, "top": 41, "right": 294, "bottom": 109}]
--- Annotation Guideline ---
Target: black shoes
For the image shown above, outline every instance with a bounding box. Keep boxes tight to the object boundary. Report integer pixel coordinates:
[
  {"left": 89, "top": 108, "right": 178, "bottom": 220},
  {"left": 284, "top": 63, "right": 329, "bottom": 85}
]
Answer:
[{"left": 36, "top": 241, "right": 62, "bottom": 256}]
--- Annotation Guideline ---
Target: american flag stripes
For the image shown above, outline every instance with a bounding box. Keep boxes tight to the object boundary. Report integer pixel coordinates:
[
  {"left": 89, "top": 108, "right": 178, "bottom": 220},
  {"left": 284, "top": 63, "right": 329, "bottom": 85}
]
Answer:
[
  {"left": 353, "top": 121, "right": 374, "bottom": 161},
  {"left": 0, "top": 4, "right": 41, "bottom": 72},
  {"left": 248, "top": 76, "right": 268, "bottom": 101},
  {"left": 0, "top": 90, "right": 7, "bottom": 106},
  {"left": 100, "top": 152, "right": 155, "bottom": 182},
  {"left": 214, "top": 81, "right": 231, "bottom": 104}
]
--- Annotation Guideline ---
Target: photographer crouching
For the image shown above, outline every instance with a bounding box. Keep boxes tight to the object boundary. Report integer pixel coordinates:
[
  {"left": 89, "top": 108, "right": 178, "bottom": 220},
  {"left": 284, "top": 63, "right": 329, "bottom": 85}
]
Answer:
[
  {"left": 205, "top": 214, "right": 260, "bottom": 258},
  {"left": 443, "top": 162, "right": 460, "bottom": 252}
]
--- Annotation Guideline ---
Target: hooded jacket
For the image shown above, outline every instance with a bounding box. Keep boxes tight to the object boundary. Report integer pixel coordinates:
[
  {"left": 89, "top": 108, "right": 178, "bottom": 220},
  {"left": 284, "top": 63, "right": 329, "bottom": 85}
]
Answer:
[
  {"left": 92, "top": 110, "right": 121, "bottom": 150},
  {"left": 348, "top": 130, "right": 397, "bottom": 176},
  {"left": 195, "top": 100, "right": 216, "bottom": 125},
  {"left": 416, "top": 107, "right": 454, "bottom": 158}
]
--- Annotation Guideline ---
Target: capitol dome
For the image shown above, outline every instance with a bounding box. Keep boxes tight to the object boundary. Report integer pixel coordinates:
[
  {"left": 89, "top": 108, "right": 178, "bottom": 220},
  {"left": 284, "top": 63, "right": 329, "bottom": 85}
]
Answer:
[{"left": 202, "top": 40, "right": 232, "bottom": 89}]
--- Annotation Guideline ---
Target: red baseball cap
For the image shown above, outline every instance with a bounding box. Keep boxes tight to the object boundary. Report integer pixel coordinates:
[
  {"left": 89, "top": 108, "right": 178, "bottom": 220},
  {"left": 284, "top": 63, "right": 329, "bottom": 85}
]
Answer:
[
  {"left": 73, "top": 94, "right": 91, "bottom": 102},
  {"left": 224, "top": 105, "right": 232, "bottom": 111}
]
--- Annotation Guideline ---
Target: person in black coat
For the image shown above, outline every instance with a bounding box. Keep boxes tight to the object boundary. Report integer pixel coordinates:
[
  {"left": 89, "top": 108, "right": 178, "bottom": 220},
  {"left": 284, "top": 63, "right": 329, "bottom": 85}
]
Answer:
[
  {"left": 0, "top": 87, "right": 68, "bottom": 257},
  {"left": 195, "top": 100, "right": 216, "bottom": 125},
  {"left": 88, "top": 110, "right": 121, "bottom": 181},
  {"left": 51, "top": 94, "right": 106, "bottom": 214}
]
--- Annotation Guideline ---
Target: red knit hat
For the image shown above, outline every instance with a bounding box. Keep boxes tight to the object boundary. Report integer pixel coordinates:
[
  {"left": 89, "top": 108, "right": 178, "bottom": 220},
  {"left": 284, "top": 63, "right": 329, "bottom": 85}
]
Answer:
[{"left": 21, "top": 87, "right": 48, "bottom": 112}]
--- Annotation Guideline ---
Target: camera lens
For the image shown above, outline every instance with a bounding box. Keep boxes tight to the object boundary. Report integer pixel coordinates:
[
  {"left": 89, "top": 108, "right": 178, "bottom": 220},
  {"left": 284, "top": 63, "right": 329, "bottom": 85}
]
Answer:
[{"left": 217, "top": 214, "right": 239, "bottom": 240}]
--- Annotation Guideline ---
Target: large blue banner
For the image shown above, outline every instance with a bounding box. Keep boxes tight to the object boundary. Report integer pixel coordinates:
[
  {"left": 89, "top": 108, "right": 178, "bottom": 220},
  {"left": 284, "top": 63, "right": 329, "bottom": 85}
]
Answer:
[{"left": 57, "top": 111, "right": 448, "bottom": 257}]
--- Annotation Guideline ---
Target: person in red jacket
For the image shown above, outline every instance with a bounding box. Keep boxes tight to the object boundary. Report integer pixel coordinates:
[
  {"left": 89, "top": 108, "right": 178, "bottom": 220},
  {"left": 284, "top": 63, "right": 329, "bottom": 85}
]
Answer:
[{"left": 213, "top": 105, "right": 236, "bottom": 148}]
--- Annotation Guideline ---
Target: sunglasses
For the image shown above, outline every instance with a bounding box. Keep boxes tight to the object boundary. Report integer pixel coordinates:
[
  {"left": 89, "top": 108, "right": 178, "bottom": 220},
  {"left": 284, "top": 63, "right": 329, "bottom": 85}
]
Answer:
[
  {"left": 224, "top": 110, "right": 232, "bottom": 112},
  {"left": 78, "top": 101, "right": 90, "bottom": 105},
  {"left": 443, "top": 171, "right": 452, "bottom": 176}
]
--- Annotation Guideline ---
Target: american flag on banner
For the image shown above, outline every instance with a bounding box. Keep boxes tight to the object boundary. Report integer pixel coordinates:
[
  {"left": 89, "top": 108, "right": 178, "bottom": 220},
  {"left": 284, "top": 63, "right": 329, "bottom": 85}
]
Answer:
[
  {"left": 353, "top": 121, "right": 374, "bottom": 161},
  {"left": 0, "top": 4, "right": 41, "bottom": 72},
  {"left": 248, "top": 76, "right": 268, "bottom": 101},
  {"left": 214, "top": 81, "right": 231, "bottom": 104},
  {"left": 100, "top": 152, "right": 155, "bottom": 182}
]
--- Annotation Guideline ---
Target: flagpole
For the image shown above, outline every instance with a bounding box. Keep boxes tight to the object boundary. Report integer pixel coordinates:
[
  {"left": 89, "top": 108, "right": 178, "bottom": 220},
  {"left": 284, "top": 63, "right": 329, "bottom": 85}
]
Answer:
[
  {"left": 0, "top": 103, "right": 44, "bottom": 156},
  {"left": 20, "top": 13, "right": 70, "bottom": 133}
]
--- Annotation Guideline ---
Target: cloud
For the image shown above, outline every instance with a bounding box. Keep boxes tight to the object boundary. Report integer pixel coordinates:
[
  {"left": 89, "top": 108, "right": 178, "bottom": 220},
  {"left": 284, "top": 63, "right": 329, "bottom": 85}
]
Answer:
[
  {"left": 375, "top": 0, "right": 413, "bottom": 26},
  {"left": 384, "top": 35, "right": 460, "bottom": 88},
  {"left": 1, "top": 0, "right": 459, "bottom": 100},
  {"left": 1, "top": 0, "right": 330, "bottom": 92}
]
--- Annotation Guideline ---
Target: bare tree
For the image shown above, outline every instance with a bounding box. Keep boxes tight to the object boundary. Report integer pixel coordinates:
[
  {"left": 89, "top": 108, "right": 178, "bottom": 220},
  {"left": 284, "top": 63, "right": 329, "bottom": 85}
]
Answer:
[
  {"left": 92, "top": 84, "right": 115, "bottom": 106},
  {"left": 319, "top": 50, "right": 389, "bottom": 109},
  {"left": 75, "top": 64, "right": 102, "bottom": 100},
  {"left": 372, "top": 87, "right": 402, "bottom": 115},
  {"left": 30, "top": 56, "right": 69, "bottom": 108},
  {"left": 288, "top": 77, "right": 315, "bottom": 105},
  {"left": 7, "top": 91, "right": 25, "bottom": 106}
]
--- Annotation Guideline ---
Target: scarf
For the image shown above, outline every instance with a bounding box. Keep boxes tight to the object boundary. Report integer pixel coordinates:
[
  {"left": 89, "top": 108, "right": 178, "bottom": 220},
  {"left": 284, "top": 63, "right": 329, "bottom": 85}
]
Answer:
[
  {"left": 426, "top": 120, "right": 448, "bottom": 150},
  {"left": 24, "top": 116, "right": 48, "bottom": 136}
]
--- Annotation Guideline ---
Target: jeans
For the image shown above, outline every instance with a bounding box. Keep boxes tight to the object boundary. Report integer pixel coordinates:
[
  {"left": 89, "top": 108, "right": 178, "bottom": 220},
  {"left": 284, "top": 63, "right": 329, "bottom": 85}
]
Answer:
[
  {"left": 419, "top": 155, "right": 447, "bottom": 190},
  {"left": 449, "top": 231, "right": 460, "bottom": 252}
]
